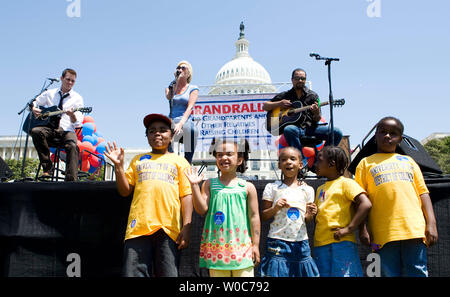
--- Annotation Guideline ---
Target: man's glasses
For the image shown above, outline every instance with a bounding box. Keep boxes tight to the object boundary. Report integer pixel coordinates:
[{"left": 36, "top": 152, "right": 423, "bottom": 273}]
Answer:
[
  {"left": 292, "top": 76, "right": 306, "bottom": 81},
  {"left": 176, "top": 66, "right": 187, "bottom": 71}
]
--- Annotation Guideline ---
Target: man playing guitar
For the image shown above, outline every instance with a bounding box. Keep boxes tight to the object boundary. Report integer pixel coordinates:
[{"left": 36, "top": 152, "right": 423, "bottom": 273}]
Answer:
[
  {"left": 30, "top": 68, "right": 84, "bottom": 181},
  {"left": 263, "top": 68, "right": 343, "bottom": 166}
]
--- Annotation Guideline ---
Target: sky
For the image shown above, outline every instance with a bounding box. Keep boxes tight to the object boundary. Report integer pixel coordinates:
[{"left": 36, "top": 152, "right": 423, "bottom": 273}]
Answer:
[{"left": 1, "top": 0, "right": 449, "bottom": 150}]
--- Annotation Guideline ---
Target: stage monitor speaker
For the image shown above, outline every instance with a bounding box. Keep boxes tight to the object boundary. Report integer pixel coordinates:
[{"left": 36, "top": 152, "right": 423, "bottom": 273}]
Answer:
[
  {"left": 0, "top": 157, "right": 13, "bottom": 182},
  {"left": 348, "top": 134, "right": 443, "bottom": 176}
]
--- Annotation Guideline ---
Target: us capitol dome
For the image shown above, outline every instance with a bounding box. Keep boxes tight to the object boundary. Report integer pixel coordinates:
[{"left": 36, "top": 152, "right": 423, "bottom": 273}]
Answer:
[{"left": 208, "top": 22, "right": 276, "bottom": 95}]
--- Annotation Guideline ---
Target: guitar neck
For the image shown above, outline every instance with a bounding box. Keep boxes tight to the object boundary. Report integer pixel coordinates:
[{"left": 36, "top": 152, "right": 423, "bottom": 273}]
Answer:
[
  {"left": 41, "top": 107, "right": 83, "bottom": 118},
  {"left": 290, "top": 101, "right": 330, "bottom": 113}
]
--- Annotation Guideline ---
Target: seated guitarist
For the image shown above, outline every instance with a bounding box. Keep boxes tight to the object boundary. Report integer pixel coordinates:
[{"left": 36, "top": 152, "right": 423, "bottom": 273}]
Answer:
[
  {"left": 30, "top": 68, "right": 84, "bottom": 181},
  {"left": 263, "top": 68, "right": 342, "bottom": 166}
]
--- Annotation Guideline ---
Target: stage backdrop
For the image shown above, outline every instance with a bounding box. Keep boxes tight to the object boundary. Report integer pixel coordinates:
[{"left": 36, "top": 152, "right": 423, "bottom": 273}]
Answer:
[
  {"left": 193, "top": 94, "right": 277, "bottom": 152},
  {"left": 1, "top": 177, "right": 449, "bottom": 277}
]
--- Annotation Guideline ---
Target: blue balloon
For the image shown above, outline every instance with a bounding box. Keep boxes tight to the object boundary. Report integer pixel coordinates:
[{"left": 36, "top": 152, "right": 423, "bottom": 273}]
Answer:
[
  {"left": 94, "top": 131, "right": 103, "bottom": 138},
  {"left": 88, "top": 165, "right": 98, "bottom": 174},
  {"left": 83, "top": 135, "right": 98, "bottom": 146},
  {"left": 82, "top": 122, "right": 95, "bottom": 137},
  {"left": 96, "top": 141, "right": 107, "bottom": 155}
]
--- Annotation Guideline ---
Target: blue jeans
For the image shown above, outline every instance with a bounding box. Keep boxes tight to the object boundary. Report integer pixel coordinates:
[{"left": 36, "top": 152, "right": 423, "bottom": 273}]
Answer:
[
  {"left": 259, "top": 238, "right": 320, "bottom": 277},
  {"left": 122, "top": 229, "right": 179, "bottom": 277},
  {"left": 377, "top": 239, "right": 428, "bottom": 277},
  {"left": 283, "top": 124, "right": 343, "bottom": 164},
  {"left": 313, "top": 241, "right": 363, "bottom": 277},
  {"left": 171, "top": 117, "right": 198, "bottom": 164}
]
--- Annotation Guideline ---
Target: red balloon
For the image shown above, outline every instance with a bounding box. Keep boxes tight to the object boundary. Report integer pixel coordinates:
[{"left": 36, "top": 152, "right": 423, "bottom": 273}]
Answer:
[
  {"left": 78, "top": 141, "right": 95, "bottom": 161},
  {"left": 89, "top": 154, "right": 101, "bottom": 168},
  {"left": 83, "top": 115, "right": 95, "bottom": 124},
  {"left": 81, "top": 158, "right": 90, "bottom": 172},
  {"left": 279, "top": 135, "right": 288, "bottom": 147},
  {"left": 302, "top": 147, "right": 315, "bottom": 158},
  {"left": 307, "top": 157, "right": 315, "bottom": 168},
  {"left": 96, "top": 137, "right": 105, "bottom": 144}
]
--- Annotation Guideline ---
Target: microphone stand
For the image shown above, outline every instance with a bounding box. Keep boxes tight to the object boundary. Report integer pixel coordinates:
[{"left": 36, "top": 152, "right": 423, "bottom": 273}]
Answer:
[
  {"left": 17, "top": 79, "right": 57, "bottom": 180},
  {"left": 310, "top": 53, "right": 340, "bottom": 145}
]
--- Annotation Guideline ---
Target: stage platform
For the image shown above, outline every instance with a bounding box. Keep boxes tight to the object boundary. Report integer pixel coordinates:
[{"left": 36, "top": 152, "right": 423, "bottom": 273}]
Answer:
[{"left": 0, "top": 178, "right": 449, "bottom": 277}]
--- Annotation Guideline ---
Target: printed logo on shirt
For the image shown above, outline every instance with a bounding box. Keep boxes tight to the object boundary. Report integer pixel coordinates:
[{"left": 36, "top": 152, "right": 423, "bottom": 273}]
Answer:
[
  {"left": 136, "top": 161, "right": 178, "bottom": 184},
  {"left": 130, "top": 219, "right": 136, "bottom": 228},
  {"left": 139, "top": 154, "right": 152, "bottom": 161},
  {"left": 396, "top": 155, "right": 409, "bottom": 162},
  {"left": 214, "top": 211, "right": 225, "bottom": 225},
  {"left": 287, "top": 207, "right": 300, "bottom": 221},
  {"left": 318, "top": 189, "right": 326, "bottom": 203}
]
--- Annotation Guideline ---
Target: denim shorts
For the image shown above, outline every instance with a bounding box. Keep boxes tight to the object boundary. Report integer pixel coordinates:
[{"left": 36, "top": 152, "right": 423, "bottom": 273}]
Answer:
[
  {"left": 377, "top": 238, "right": 428, "bottom": 277},
  {"left": 259, "top": 238, "right": 320, "bottom": 277},
  {"left": 313, "top": 241, "right": 363, "bottom": 277}
]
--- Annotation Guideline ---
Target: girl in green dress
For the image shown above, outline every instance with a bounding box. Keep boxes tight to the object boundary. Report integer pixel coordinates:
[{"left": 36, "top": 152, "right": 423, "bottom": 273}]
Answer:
[{"left": 185, "top": 138, "right": 260, "bottom": 277}]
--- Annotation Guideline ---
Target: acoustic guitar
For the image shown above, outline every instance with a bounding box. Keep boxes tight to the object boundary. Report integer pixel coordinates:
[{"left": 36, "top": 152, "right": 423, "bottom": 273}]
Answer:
[
  {"left": 266, "top": 99, "right": 345, "bottom": 136},
  {"left": 23, "top": 106, "right": 92, "bottom": 133}
]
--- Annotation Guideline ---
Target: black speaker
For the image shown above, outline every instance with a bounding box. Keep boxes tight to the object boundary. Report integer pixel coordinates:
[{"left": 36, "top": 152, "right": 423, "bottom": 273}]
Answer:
[
  {"left": 0, "top": 157, "right": 13, "bottom": 182},
  {"left": 348, "top": 134, "right": 443, "bottom": 176}
]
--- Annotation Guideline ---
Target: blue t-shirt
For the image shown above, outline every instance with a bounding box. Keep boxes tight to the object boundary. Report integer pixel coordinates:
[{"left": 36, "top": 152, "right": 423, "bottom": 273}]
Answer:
[{"left": 171, "top": 84, "right": 199, "bottom": 119}]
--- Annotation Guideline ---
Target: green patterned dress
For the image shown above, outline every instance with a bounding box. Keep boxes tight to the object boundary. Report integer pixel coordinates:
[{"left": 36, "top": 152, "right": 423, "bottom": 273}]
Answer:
[{"left": 199, "top": 178, "right": 254, "bottom": 270}]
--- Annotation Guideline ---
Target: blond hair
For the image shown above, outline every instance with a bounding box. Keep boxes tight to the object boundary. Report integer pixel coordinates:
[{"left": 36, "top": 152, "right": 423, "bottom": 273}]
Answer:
[{"left": 177, "top": 60, "right": 193, "bottom": 83}]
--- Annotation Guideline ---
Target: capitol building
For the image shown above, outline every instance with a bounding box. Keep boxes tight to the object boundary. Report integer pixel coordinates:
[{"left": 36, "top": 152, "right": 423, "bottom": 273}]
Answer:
[{"left": 209, "top": 22, "right": 277, "bottom": 96}]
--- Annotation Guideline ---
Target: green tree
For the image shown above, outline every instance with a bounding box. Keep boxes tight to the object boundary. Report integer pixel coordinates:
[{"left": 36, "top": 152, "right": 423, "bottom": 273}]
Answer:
[
  {"left": 5, "top": 158, "right": 40, "bottom": 181},
  {"left": 424, "top": 136, "right": 450, "bottom": 175}
]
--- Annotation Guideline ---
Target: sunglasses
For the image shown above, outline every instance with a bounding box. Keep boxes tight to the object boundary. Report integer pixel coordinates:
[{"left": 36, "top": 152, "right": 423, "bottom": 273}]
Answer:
[{"left": 176, "top": 66, "right": 187, "bottom": 71}]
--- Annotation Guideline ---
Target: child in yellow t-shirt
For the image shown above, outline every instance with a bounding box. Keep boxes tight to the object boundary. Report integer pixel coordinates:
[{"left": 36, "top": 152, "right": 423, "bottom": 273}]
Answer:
[
  {"left": 104, "top": 113, "right": 193, "bottom": 277},
  {"left": 355, "top": 116, "right": 438, "bottom": 277},
  {"left": 313, "top": 146, "right": 372, "bottom": 277}
]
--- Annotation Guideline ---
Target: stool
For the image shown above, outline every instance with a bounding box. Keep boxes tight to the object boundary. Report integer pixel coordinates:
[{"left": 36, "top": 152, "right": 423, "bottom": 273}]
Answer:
[{"left": 35, "top": 146, "right": 66, "bottom": 182}]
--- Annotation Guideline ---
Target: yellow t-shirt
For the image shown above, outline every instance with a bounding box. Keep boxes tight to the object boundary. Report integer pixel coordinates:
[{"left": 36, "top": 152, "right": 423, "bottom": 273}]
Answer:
[
  {"left": 355, "top": 153, "right": 428, "bottom": 249},
  {"left": 124, "top": 152, "right": 192, "bottom": 242},
  {"left": 314, "top": 176, "right": 366, "bottom": 247}
]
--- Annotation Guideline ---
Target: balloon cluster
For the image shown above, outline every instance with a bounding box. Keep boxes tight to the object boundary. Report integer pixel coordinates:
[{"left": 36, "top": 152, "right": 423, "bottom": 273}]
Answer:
[
  {"left": 274, "top": 117, "right": 327, "bottom": 169},
  {"left": 76, "top": 115, "right": 107, "bottom": 174},
  {"left": 50, "top": 115, "right": 107, "bottom": 175}
]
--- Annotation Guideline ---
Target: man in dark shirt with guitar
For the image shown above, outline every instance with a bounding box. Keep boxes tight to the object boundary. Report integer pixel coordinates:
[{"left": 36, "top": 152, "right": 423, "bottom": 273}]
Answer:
[
  {"left": 263, "top": 68, "right": 343, "bottom": 167},
  {"left": 30, "top": 68, "right": 85, "bottom": 181}
]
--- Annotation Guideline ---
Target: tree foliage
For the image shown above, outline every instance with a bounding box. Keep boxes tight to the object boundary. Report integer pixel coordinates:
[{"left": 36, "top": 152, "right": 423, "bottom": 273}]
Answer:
[
  {"left": 424, "top": 136, "right": 450, "bottom": 175},
  {"left": 5, "top": 158, "right": 40, "bottom": 181}
]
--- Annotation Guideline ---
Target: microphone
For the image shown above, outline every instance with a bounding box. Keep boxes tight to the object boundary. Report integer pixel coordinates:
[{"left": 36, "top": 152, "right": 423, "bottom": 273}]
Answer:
[
  {"left": 47, "top": 78, "right": 60, "bottom": 82},
  {"left": 169, "top": 70, "right": 181, "bottom": 89},
  {"left": 309, "top": 53, "right": 320, "bottom": 58},
  {"left": 168, "top": 79, "right": 176, "bottom": 89}
]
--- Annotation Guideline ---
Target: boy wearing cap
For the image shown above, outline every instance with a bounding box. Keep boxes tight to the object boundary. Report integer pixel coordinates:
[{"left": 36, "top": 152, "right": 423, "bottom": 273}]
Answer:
[{"left": 104, "top": 113, "right": 193, "bottom": 277}]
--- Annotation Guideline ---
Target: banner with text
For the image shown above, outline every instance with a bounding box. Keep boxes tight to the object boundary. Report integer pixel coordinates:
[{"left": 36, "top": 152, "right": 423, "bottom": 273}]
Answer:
[{"left": 192, "top": 94, "right": 278, "bottom": 152}]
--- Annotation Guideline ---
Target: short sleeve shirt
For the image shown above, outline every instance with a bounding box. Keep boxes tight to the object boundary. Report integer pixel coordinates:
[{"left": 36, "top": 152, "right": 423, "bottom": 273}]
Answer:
[
  {"left": 263, "top": 181, "right": 315, "bottom": 242},
  {"left": 124, "top": 152, "right": 192, "bottom": 242},
  {"left": 314, "top": 176, "right": 366, "bottom": 247}
]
